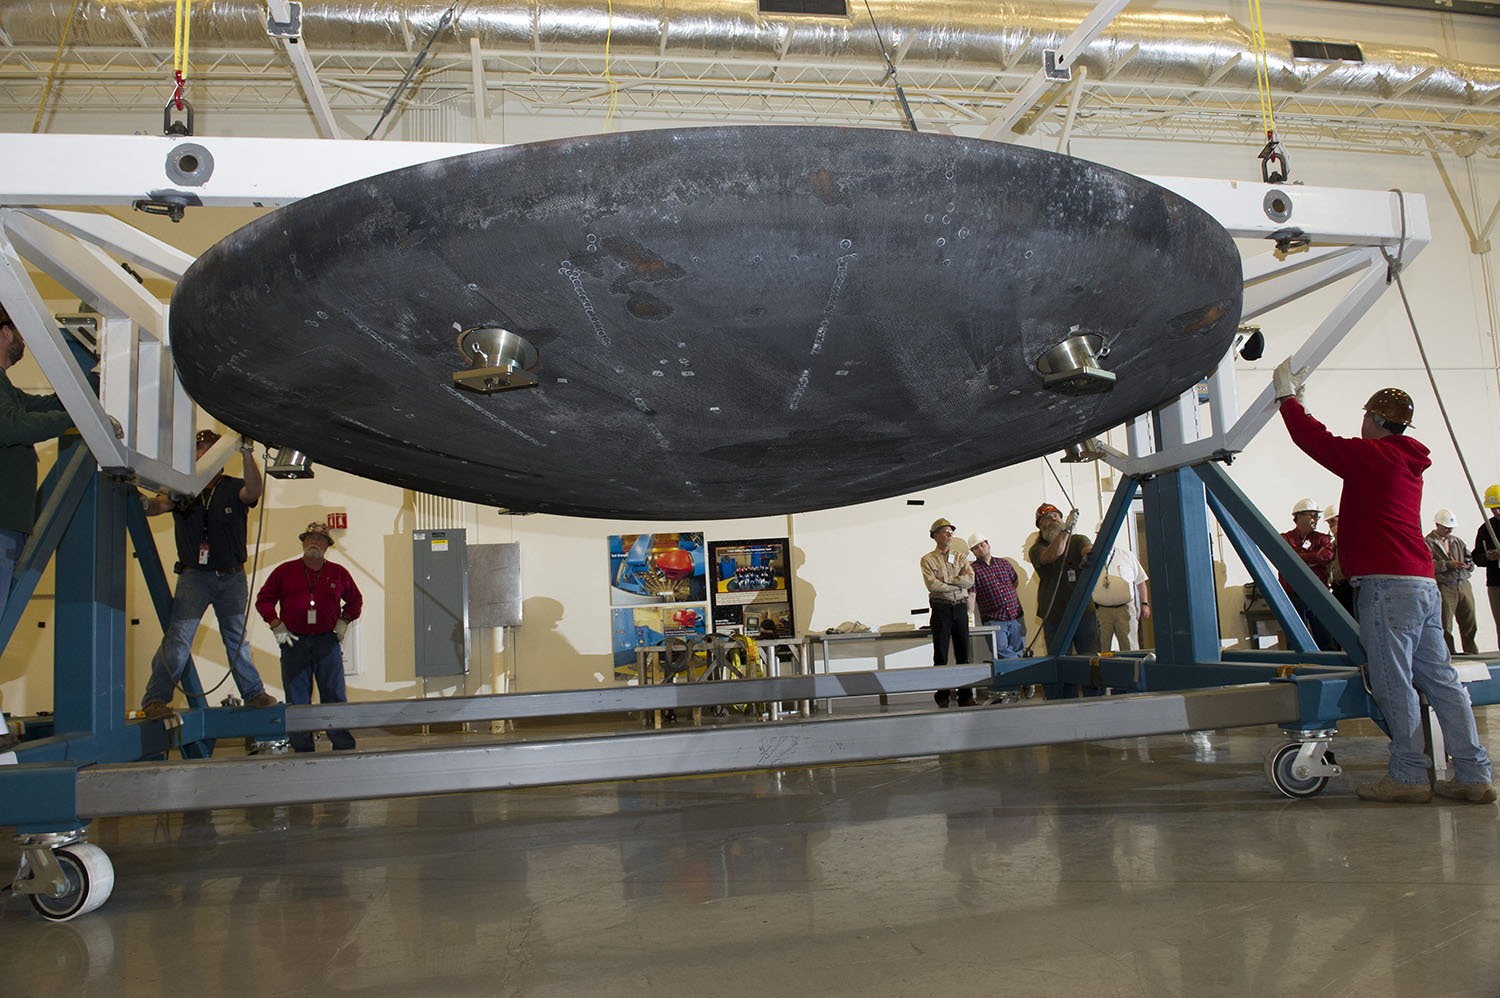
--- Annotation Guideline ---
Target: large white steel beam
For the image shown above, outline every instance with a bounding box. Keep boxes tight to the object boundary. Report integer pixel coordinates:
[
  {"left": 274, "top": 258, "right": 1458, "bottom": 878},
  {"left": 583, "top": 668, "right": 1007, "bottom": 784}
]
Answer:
[
  {"left": 1144, "top": 177, "right": 1431, "bottom": 246},
  {"left": 0, "top": 134, "right": 494, "bottom": 208}
]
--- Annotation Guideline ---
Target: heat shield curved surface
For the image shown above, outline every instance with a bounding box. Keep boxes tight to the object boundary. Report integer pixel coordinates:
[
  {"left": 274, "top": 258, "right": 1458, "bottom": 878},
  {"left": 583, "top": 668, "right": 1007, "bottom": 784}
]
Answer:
[{"left": 169, "top": 126, "right": 1242, "bottom": 517}]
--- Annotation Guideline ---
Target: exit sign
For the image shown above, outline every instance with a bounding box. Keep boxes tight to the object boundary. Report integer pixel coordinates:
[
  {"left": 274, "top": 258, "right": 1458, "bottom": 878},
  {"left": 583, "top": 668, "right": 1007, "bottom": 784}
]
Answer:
[{"left": 326, "top": 512, "right": 348, "bottom": 530}]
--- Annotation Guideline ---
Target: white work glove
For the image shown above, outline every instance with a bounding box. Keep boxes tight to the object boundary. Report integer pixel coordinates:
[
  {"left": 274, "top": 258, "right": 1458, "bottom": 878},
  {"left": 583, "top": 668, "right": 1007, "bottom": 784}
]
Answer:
[
  {"left": 334, "top": 618, "right": 349, "bottom": 642},
  {"left": 271, "top": 622, "right": 297, "bottom": 647},
  {"left": 1272, "top": 357, "right": 1304, "bottom": 403},
  {"left": 1063, "top": 509, "right": 1079, "bottom": 532}
]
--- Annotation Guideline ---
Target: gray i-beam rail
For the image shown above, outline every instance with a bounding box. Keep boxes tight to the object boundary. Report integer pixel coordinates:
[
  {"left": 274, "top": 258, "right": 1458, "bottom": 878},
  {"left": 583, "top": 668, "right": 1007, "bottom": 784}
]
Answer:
[
  {"left": 78, "top": 683, "right": 1300, "bottom": 816},
  {"left": 283, "top": 661, "right": 1006, "bottom": 730}
]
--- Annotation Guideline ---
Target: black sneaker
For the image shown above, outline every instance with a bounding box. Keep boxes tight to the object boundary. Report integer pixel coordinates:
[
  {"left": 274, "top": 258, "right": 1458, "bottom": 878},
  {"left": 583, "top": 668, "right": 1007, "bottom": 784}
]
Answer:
[
  {"left": 956, "top": 691, "right": 977, "bottom": 707},
  {"left": 934, "top": 690, "right": 951, "bottom": 709}
]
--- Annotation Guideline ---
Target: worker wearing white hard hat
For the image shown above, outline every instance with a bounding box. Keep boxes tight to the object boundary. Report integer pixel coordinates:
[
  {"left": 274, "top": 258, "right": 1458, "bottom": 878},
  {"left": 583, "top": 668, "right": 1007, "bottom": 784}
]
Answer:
[
  {"left": 1426, "top": 508, "right": 1478, "bottom": 656},
  {"left": 1278, "top": 497, "right": 1336, "bottom": 651},
  {"left": 968, "top": 531, "right": 1025, "bottom": 662},
  {"left": 1475, "top": 486, "right": 1500, "bottom": 640}
]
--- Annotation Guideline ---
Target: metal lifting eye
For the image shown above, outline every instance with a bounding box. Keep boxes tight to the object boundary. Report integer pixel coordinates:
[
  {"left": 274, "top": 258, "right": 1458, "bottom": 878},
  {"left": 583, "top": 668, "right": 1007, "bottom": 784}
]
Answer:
[
  {"left": 1034, "top": 331, "right": 1116, "bottom": 396},
  {"left": 452, "top": 326, "right": 540, "bottom": 394}
]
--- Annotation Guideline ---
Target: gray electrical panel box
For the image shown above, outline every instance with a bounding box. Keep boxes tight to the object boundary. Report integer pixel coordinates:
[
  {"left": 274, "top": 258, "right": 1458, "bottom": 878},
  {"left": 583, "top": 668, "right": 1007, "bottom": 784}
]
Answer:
[{"left": 413, "top": 529, "right": 469, "bottom": 678}]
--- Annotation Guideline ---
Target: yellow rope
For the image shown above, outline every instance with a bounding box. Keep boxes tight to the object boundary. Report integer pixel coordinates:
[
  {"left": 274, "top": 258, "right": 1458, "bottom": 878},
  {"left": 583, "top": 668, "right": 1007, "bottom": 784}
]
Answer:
[
  {"left": 31, "top": 0, "right": 84, "bottom": 133},
  {"left": 604, "top": 0, "right": 618, "bottom": 131},
  {"left": 173, "top": 0, "right": 194, "bottom": 95},
  {"left": 1247, "top": 0, "right": 1275, "bottom": 138}
]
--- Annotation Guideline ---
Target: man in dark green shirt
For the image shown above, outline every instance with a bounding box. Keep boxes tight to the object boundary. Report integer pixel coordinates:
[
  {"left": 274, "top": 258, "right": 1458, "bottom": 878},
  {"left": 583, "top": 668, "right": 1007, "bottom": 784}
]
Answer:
[{"left": 0, "top": 305, "right": 73, "bottom": 630}]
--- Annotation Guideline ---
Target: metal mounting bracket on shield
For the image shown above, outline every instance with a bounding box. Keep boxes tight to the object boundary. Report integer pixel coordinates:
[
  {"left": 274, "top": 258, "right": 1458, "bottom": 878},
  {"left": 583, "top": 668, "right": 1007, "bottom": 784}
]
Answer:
[
  {"left": 452, "top": 326, "right": 541, "bottom": 394},
  {"left": 1035, "top": 332, "right": 1116, "bottom": 395}
]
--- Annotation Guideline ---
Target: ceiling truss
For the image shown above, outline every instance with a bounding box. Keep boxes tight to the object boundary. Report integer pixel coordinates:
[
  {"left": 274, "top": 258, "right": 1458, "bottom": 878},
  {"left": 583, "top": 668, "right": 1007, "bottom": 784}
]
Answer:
[{"left": 2, "top": 40, "right": 1498, "bottom": 158}]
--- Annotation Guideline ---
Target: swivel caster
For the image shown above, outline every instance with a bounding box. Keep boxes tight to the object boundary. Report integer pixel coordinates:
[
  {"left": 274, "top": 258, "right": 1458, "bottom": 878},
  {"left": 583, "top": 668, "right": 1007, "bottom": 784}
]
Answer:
[
  {"left": 11, "top": 832, "right": 116, "bottom": 921},
  {"left": 1264, "top": 730, "right": 1342, "bottom": 799}
]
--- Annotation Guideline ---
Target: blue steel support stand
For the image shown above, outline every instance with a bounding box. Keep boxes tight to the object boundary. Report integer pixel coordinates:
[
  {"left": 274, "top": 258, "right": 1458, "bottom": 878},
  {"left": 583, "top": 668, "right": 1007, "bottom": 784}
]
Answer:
[
  {"left": 53, "top": 442, "right": 128, "bottom": 746},
  {"left": 1140, "top": 465, "right": 1222, "bottom": 667},
  {"left": 987, "top": 459, "right": 1500, "bottom": 738}
]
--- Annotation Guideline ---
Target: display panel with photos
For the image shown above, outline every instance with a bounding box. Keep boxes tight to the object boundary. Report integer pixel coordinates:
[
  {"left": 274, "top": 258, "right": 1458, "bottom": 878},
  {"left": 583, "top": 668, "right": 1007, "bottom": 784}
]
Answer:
[
  {"left": 708, "top": 537, "right": 795, "bottom": 639},
  {"left": 611, "top": 605, "right": 709, "bottom": 681},
  {"left": 607, "top": 532, "right": 707, "bottom": 606}
]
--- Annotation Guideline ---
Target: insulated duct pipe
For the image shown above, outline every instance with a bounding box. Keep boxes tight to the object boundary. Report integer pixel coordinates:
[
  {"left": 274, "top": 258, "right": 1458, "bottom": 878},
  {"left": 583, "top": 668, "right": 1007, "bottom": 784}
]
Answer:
[{"left": 1, "top": 0, "right": 1497, "bottom": 109}]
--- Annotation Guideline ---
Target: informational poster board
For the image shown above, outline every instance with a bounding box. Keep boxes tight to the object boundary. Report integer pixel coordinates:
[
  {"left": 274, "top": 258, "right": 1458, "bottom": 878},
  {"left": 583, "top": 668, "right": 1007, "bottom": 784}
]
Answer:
[
  {"left": 708, "top": 537, "right": 795, "bottom": 639},
  {"left": 607, "top": 532, "right": 707, "bottom": 606},
  {"left": 610, "top": 604, "right": 709, "bottom": 679},
  {"left": 606, "top": 532, "right": 709, "bottom": 680}
]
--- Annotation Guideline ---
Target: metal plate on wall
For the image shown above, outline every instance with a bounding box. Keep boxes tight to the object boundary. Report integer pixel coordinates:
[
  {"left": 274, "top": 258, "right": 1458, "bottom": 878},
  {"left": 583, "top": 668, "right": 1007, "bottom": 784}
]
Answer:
[
  {"left": 170, "top": 125, "right": 1242, "bottom": 518},
  {"left": 468, "top": 542, "right": 522, "bottom": 628}
]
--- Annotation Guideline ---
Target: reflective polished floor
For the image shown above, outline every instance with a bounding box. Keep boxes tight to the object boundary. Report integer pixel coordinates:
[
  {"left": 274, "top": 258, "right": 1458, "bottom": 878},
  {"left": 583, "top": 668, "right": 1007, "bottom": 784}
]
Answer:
[{"left": 2, "top": 708, "right": 1497, "bottom": 998}]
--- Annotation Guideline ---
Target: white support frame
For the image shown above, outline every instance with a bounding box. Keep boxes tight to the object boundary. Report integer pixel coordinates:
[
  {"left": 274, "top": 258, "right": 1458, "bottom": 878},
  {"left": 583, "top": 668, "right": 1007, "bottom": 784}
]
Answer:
[{"left": 0, "top": 133, "right": 1428, "bottom": 495}]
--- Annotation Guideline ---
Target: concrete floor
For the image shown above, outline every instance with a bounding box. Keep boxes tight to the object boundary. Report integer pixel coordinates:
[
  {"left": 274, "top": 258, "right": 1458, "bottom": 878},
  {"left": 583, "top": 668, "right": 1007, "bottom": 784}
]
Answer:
[{"left": 1, "top": 704, "right": 1497, "bottom": 998}]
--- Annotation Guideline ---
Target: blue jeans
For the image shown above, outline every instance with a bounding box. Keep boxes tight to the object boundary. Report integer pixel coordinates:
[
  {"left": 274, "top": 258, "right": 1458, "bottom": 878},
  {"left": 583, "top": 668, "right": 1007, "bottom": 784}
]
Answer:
[
  {"left": 1356, "top": 576, "right": 1492, "bottom": 785},
  {"left": 983, "top": 618, "right": 1025, "bottom": 659},
  {"left": 0, "top": 527, "right": 25, "bottom": 627},
  {"left": 142, "top": 569, "right": 266, "bottom": 706},
  {"left": 281, "top": 631, "right": 355, "bottom": 752}
]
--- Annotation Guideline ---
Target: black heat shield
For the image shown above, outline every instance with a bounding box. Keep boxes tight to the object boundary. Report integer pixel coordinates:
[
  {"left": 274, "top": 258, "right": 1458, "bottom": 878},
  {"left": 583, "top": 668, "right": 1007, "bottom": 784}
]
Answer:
[{"left": 169, "top": 125, "right": 1242, "bottom": 518}]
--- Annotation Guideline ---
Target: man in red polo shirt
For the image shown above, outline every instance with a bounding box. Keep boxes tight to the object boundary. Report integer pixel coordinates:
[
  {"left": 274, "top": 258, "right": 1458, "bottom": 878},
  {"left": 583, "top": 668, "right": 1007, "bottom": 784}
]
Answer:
[{"left": 256, "top": 522, "right": 363, "bottom": 752}]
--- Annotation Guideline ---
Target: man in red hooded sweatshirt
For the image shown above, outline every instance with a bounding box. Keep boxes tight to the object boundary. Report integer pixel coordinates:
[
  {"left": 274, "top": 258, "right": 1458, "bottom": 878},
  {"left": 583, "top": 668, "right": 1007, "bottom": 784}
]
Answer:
[{"left": 1275, "top": 361, "right": 1493, "bottom": 804}]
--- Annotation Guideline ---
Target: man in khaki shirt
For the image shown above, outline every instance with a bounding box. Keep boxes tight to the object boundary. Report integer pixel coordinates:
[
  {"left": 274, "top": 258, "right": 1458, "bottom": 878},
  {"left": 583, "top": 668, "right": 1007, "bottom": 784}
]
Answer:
[{"left": 921, "top": 517, "right": 975, "bottom": 708}]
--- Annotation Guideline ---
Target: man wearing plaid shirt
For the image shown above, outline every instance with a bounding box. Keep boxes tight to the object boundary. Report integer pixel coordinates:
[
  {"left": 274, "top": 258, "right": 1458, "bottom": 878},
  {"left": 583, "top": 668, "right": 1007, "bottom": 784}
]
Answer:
[{"left": 967, "top": 532, "right": 1025, "bottom": 659}]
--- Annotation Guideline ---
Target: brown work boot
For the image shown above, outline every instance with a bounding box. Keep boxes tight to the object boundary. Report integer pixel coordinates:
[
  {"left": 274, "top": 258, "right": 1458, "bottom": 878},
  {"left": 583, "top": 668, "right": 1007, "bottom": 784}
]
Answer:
[
  {"left": 142, "top": 700, "right": 175, "bottom": 721},
  {"left": 1433, "top": 779, "right": 1498, "bottom": 804},
  {"left": 1355, "top": 776, "right": 1432, "bottom": 803},
  {"left": 245, "top": 692, "right": 279, "bottom": 709}
]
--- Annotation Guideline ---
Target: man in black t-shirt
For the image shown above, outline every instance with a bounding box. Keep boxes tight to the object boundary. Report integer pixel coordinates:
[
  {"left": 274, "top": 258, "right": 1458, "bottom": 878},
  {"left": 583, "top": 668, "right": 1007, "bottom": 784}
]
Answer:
[{"left": 140, "top": 429, "right": 277, "bottom": 720}]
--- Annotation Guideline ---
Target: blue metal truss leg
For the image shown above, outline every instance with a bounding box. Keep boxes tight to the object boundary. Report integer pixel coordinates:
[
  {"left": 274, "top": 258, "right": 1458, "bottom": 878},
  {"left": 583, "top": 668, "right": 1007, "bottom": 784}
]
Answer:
[
  {"left": 1197, "top": 462, "right": 1362, "bottom": 661},
  {"left": 1035, "top": 476, "right": 1140, "bottom": 698},
  {"left": 52, "top": 463, "right": 129, "bottom": 742},
  {"left": 0, "top": 443, "right": 93, "bottom": 657},
  {"left": 1047, "top": 475, "right": 1140, "bottom": 653},
  {"left": 1140, "top": 466, "right": 1221, "bottom": 665}
]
